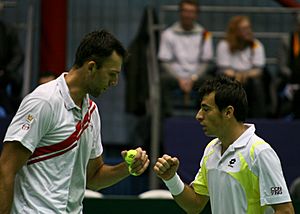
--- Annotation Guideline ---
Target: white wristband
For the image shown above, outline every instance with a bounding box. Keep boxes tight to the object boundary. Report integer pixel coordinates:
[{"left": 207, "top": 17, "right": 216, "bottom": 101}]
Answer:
[{"left": 163, "top": 173, "right": 185, "bottom": 196}]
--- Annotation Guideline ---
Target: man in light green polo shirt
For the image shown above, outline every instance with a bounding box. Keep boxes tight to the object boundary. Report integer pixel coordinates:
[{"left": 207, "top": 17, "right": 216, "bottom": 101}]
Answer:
[{"left": 154, "top": 75, "right": 294, "bottom": 213}]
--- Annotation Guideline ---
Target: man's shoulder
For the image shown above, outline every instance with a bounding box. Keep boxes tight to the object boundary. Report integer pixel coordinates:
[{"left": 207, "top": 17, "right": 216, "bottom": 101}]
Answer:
[
  {"left": 26, "top": 80, "right": 59, "bottom": 105},
  {"left": 247, "top": 135, "right": 272, "bottom": 160},
  {"left": 205, "top": 138, "right": 219, "bottom": 151},
  {"left": 161, "top": 23, "right": 177, "bottom": 36},
  {"left": 163, "top": 22, "right": 206, "bottom": 34}
]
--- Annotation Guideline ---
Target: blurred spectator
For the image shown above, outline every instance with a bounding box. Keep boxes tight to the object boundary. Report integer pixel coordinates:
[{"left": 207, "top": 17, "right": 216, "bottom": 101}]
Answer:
[
  {"left": 158, "top": 0, "right": 213, "bottom": 116},
  {"left": 0, "top": 17, "right": 24, "bottom": 115},
  {"left": 290, "top": 177, "right": 300, "bottom": 202},
  {"left": 277, "top": 12, "right": 300, "bottom": 119},
  {"left": 216, "top": 15, "right": 266, "bottom": 118},
  {"left": 38, "top": 71, "right": 56, "bottom": 85}
]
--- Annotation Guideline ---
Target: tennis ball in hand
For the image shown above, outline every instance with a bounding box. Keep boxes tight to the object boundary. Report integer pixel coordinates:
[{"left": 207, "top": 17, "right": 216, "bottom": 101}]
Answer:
[
  {"left": 125, "top": 149, "right": 137, "bottom": 165},
  {"left": 125, "top": 150, "right": 138, "bottom": 176}
]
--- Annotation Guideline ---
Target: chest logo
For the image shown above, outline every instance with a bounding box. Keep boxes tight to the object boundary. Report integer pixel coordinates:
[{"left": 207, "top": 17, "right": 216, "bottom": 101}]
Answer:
[{"left": 228, "top": 158, "right": 236, "bottom": 168}]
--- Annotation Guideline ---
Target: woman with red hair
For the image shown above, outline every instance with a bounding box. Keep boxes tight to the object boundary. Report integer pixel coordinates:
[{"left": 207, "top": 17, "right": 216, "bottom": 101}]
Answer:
[{"left": 216, "top": 16, "right": 267, "bottom": 118}]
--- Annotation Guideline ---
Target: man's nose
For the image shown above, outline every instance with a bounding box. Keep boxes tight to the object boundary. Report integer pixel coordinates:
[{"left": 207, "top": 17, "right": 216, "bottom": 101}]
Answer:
[
  {"left": 110, "top": 76, "right": 119, "bottom": 87},
  {"left": 195, "top": 109, "right": 203, "bottom": 121}
]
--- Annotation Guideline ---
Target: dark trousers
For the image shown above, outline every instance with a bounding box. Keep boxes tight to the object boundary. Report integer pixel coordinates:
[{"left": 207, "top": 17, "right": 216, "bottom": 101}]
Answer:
[
  {"left": 243, "top": 77, "right": 266, "bottom": 118},
  {"left": 293, "top": 89, "right": 300, "bottom": 118},
  {"left": 160, "top": 71, "right": 212, "bottom": 117}
]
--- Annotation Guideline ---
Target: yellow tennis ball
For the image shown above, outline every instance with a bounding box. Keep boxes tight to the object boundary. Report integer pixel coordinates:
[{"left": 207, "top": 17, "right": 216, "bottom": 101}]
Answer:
[{"left": 125, "top": 149, "right": 137, "bottom": 165}]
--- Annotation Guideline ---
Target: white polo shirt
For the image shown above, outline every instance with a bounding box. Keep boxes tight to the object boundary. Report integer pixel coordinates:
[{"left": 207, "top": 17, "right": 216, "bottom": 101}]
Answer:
[
  {"left": 192, "top": 124, "right": 291, "bottom": 214},
  {"left": 4, "top": 73, "right": 103, "bottom": 214},
  {"left": 216, "top": 39, "right": 265, "bottom": 71},
  {"left": 158, "top": 22, "right": 213, "bottom": 78}
]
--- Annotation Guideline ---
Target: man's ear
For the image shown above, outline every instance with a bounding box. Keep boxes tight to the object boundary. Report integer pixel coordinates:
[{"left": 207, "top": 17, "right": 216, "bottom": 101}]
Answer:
[
  {"left": 224, "top": 105, "right": 234, "bottom": 119},
  {"left": 87, "top": 61, "right": 96, "bottom": 74}
]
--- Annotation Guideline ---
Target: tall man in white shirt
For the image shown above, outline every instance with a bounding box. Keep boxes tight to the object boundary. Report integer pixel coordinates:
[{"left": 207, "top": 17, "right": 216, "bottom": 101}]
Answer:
[{"left": 0, "top": 30, "right": 150, "bottom": 214}]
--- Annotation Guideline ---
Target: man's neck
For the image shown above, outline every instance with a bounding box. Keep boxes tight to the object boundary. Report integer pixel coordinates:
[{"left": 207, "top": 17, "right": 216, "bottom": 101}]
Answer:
[
  {"left": 219, "top": 123, "right": 247, "bottom": 155},
  {"left": 180, "top": 22, "right": 194, "bottom": 32},
  {"left": 65, "top": 68, "right": 86, "bottom": 108}
]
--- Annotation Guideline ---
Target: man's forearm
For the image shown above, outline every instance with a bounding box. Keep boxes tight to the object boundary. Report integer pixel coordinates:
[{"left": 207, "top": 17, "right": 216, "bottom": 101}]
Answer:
[
  {"left": 0, "top": 173, "right": 15, "bottom": 214},
  {"left": 173, "top": 185, "right": 209, "bottom": 214},
  {"left": 245, "top": 68, "right": 262, "bottom": 78},
  {"left": 161, "top": 62, "right": 180, "bottom": 79},
  {"left": 195, "top": 63, "right": 209, "bottom": 78},
  {"left": 273, "top": 202, "right": 295, "bottom": 214},
  {"left": 87, "top": 162, "right": 130, "bottom": 191}
]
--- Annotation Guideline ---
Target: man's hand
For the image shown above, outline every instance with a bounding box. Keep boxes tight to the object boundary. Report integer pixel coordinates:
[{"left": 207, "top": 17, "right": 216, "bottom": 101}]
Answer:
[
  {"left": 235, "top": 72, "right": 245, "bottom": 83},
  {"left": 153, "top": 154, "right": 179, "bottom": 181},
  {"left": 178, "top": 78, "right": 193, "bottom": 94},
  {"left": 121, "top": 147, "right": 150, "bottom": 176}
]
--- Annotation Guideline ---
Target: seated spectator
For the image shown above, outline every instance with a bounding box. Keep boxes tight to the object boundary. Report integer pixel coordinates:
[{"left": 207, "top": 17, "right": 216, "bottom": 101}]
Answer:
[
  {"left": 216, "top": 15, "right": 266, "bottom": 118},
  {"left": 277, "top": 12, "right": 300, "bottom": 119},
  {"left": 290, "top": 177, "right": 300, "bottom": 202},
  {"left": 0, "top": 18, "right": 24, "bottom": 115},
  {"left": 158, "top": 0, "right": 213, "bottom": 117},
  {"left": 38, "top": 70, "right": 56, "bottom": 85}
]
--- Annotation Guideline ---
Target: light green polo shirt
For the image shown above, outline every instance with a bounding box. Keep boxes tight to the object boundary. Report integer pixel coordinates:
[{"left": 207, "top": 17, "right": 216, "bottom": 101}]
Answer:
[{"left": 192, "top": 124, "right": 291, "bottom": 214}]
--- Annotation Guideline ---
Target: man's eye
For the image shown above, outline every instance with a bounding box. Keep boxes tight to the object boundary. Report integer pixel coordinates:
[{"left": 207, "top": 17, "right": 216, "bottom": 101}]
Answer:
[
  {"left": 202, "top": 107, "right": 208, "bottom": 112},
  {"left": 110, "top": 73, "right": 116, "bottom": 78}
]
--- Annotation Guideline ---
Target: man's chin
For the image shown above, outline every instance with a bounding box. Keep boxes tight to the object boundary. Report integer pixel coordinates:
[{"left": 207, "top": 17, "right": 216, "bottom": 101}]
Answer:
[
  {"left": 90, "top": 89, "right": 106, "bottom": 98},
  {"left": 202, "top": 129, "right": 216, "bottom": 137}
]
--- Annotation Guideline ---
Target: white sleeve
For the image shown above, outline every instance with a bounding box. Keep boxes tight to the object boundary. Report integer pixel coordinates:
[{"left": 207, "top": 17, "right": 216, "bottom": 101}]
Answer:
[
  {"left": 253, "top": 148, "right": 291, "bottom": 206},
  {"left": 216, "top": 40, "right": 231, "bottom": 68},
  {"left": 201, "top": 33, "right": 213, "bottom": 62},
  {"left": 158, "top": 30, "right": 174, "bottom": 62},
  {"left": 252, "top": 41, "right": 266, "bottom": 68},
  {"left": 89, "top": 104, "right": 103, "bottom": 159},
  {"left": 4, "top": 96, "right": 53, "bottom": 153}
]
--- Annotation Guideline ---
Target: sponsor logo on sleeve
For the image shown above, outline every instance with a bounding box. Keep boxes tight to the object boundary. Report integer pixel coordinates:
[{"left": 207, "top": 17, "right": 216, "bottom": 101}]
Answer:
[
  {"left": 271, "top": 186, "right": 282, "bottom": 195},
  {"left": 22, "top": 123, "right": 30, "bottom": 130},
  {"left": 26, "top": 114, "right": 34, "bottom": 123}
]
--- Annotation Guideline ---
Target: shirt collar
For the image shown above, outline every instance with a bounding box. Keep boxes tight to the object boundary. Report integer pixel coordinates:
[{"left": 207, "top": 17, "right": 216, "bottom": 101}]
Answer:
[
  {"left": 230, "top": 123, "right": 256, "bottom": 149},
  {"left": 172, "top": 21, "right": 203, "bottom": 33},
  {"left": 57, "top": 72, "right": 90, "bottom": 111},
  {"left": 213, "top": 123, "right": 256, "bottom": 152}
]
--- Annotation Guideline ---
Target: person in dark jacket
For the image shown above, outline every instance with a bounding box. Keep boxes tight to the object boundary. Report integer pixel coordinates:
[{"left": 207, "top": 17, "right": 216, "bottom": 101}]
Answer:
[{"left": 0, "top": 19, "right": 24, "bottom": 115}]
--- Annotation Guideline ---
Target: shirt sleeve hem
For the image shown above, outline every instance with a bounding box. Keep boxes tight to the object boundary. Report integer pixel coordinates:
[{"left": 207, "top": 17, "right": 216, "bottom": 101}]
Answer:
[
  {"left": 260, "top": 195, "right": 291, "bottom": 206},
  {"left": 3, "top": 137, "right": 35, "bottom": 153},
  {"left": 192, "top": 184, "right": 210, "bottom": 196},
  {"left": 89, "top": 149, "right": 103, "bottom": 159}
]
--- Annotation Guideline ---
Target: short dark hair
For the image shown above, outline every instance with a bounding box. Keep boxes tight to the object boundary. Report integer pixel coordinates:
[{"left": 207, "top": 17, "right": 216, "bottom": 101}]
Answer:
[
  {"left": 179, "top": 0, "right": 199, "bottom": 11},
  {"left": 198, "top": 75, "right": 248, "bottom": 122},
  {"left": 73, "top": 29, "right": 127, "bottom": 68}
]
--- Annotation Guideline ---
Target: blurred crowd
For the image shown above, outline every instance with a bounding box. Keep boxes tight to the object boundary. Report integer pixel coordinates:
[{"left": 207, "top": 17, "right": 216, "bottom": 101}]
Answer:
[
  {"left": 154, "top": 0, "right": 300, "bottom": 119},
  {"left": 1, "top": 0, "right": 300, "bottom": 121}
]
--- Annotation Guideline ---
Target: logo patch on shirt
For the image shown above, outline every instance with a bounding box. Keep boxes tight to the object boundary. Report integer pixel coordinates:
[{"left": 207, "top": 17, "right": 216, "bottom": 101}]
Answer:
[
  {"left": 228, "top": 158, "right": 236, "bottom": 168},
  {"left": 22, "top": 123, "right": 30, "bottom": 130},
  {"left": 26, "top": 114, "right": 34, "bottom": 123},
  {"left": 271, "top": 186, "right": 282, "bottom": 195}
]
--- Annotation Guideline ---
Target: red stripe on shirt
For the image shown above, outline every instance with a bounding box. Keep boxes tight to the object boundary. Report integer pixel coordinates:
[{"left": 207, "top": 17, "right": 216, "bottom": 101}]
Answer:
[
  {"left": 27, "top": 142, "right": 78, "bottom": 165},
  {"left": 27, "top": 102, "right": 96, "bottom": 164}
]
